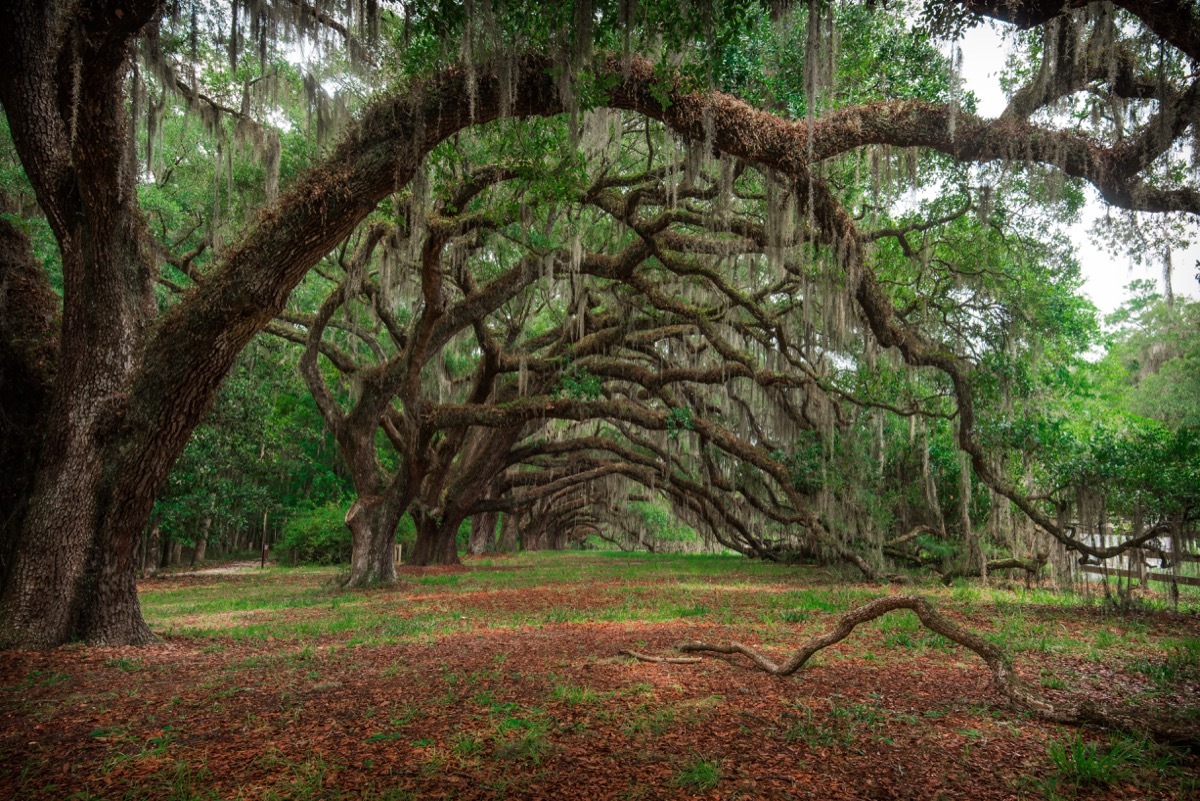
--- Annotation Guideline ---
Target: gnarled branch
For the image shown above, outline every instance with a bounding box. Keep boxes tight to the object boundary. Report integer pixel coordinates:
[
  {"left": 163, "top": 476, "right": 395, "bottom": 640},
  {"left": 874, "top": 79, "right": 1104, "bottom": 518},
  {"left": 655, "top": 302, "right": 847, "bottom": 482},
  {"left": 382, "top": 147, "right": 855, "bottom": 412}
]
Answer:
[{"left": 640, "top": 595, "right": 1197, "bottom": 747}]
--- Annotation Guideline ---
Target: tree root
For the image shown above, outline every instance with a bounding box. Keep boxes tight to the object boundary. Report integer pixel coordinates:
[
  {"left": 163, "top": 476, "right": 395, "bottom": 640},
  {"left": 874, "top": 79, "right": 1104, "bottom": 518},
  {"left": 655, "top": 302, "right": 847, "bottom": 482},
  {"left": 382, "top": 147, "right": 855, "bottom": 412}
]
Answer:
[{"left": 630, "top": 595, "right": 1199, "bottom": 748}]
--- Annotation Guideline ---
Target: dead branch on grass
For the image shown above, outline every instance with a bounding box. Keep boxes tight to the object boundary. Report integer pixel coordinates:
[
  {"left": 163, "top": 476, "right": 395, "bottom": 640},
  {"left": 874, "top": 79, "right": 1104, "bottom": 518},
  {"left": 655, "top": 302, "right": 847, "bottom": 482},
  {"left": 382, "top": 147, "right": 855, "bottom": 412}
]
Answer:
[
  {"left": 627, "top": 595, "right": 1199, "bottom": 748},
  {"left": 620, "top": 649, "right": 702, "bottom": 664}
]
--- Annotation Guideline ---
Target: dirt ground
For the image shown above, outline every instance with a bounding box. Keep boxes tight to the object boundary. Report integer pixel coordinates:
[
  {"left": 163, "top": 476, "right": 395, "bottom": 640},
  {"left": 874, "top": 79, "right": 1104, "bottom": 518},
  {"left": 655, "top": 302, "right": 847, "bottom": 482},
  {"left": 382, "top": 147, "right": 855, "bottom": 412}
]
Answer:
[{"left": 1, "top": 554, "right": 1197, "bottom": 800}]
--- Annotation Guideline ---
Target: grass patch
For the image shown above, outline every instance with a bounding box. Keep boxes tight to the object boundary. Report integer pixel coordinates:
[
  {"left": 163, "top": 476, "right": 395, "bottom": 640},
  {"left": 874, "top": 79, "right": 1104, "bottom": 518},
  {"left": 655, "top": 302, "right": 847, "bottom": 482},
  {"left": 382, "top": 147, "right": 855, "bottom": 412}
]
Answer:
[
  {"left": 782, "top": 699, "right": 892, "bottom": 748},
  {"left": 1044, "top": 734, "right": 1139, "bottom": 789},
  {"left": 672, "top": 757, "right": 722, "bottom": 791},
  {"left": 550, "top": 681, "right": 603, "bottom": 706},
  {"left": 1130, "top": 637, "right": 1200, "bottom": 690}
]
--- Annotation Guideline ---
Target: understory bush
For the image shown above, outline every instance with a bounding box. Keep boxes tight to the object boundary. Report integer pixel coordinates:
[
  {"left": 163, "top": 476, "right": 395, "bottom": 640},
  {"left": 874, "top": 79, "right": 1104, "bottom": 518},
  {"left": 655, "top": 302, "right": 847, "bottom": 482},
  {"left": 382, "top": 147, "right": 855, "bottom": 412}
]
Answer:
[{"left": 279, "top": 503, "right": 350, "bottom": 565}]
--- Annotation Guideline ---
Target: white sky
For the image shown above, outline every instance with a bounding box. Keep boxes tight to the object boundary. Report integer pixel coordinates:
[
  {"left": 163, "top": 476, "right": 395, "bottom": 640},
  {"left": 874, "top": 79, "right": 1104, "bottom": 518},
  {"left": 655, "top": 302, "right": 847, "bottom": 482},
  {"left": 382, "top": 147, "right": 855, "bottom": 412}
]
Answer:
[{"left": 958, "top": 21, "right": 1199, "bottom": 314}]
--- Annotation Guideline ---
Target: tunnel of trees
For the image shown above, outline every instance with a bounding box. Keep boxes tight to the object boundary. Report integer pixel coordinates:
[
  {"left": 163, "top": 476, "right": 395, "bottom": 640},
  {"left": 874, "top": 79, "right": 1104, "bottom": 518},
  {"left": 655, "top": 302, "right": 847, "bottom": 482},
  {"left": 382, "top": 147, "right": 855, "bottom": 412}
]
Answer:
[{"left": 1, "top": 0, "right": 1198, "bottom": 648}]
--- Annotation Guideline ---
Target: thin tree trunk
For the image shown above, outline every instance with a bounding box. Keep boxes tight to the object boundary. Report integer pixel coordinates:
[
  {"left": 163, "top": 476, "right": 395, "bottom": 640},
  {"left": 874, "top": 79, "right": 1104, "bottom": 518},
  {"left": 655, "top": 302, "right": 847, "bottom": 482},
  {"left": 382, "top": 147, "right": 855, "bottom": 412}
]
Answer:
[
  {"left": 192, "top": 515, "right": 211, "bottom": 566},
  {"left": 499, "top": 512, "right": 519, "bottom": 553},
  {"left": 143, "top": 524, "right": 160, "bottom": 578}
]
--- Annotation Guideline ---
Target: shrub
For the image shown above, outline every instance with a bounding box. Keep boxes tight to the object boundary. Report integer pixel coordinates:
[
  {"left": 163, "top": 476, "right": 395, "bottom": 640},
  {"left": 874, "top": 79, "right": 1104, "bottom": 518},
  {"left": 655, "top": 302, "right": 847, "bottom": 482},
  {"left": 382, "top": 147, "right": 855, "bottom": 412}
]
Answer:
[
  {"left": 279, "top": 503, "right": 351, "bottom": 565},
  {"left": 279, "top": 505, "right": 420, "bottom": 565},
  {"left": 395, "top": 513, "right": 417, "bottom": 555}
]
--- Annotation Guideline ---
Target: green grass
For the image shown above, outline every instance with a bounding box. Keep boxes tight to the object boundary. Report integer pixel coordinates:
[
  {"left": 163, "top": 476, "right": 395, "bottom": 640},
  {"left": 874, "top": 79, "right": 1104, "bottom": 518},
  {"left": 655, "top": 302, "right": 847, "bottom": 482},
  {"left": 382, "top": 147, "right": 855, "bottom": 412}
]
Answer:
[
  {"left": 8, "top": 669, "right": 71, "bottom": 690},
  {"left": 623, "top": 704, "right": 679, "bottom": 737},
  {"left": 672, "top": 758, "right": 722, "bottom": 791},
  {"left": 1037, "top": 731, "right": 1187, "bottom": 799},
  {"left": 87, "top": 753, "right": 214, "bottom": 801},
  {"left": 782, "top": 699, "right": 895, "bottom": 748},
  {"left": 9, "top": 551, "right": 1200, "bottom": 801},
  {"left": 104, "top": 657, "right": 143, "bottom": 673},
  {"left": 1130, "top": 636, "right": 1200, "bottom": 690},
  {"left": 492, "top": 723, "right": 552, "bottom": 763},
  {"left": 550, "top": 680, "right": 603, "bottom": 706},
  {"left": 622, "top": 695, "right": 723, "bottom": 738},
  {"left": 452, "top": 733, "right": 486, "bottom": 758},
  {"left": 1045, "top": 734, "right": 1139, "bottom": 788},
  {"left": 140, "top": 553, "right": 811, "bottom": 642}
]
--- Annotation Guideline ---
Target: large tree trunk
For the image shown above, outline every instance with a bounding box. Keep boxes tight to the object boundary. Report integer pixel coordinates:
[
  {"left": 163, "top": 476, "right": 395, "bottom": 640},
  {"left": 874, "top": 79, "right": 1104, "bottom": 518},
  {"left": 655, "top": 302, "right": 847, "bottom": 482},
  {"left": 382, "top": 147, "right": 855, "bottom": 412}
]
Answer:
[
  {"left": 0, "top": 0, "right": 159, "bottom": 647},
  {"left": 468, "top": 511, "right": 498, "bottom": 555},
  {"left": 411, "top": 427, "right": 525, "bottom": 565},
  {"left": 0, "top": 214, "right": 57, "bottom": 591},
  {"left": 344, "top": 496, "right": 402, "bottom": 586},
  {"left": 410, "top": 511, "right": 462, "bottom": 566}
]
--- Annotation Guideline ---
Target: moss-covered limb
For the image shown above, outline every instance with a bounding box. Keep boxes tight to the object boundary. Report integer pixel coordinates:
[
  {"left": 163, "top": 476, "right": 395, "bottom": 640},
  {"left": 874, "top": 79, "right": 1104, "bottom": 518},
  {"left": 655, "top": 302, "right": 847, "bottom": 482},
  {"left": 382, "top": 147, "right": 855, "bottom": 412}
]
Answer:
[
  {"left": 884, "top": 525, "right": 941, "bottom": 549},
  {"left": 958, "top": 0, "right": 1200, "bottom": 66},
  {"left": 663, "top": 594, "right": 1199, "bottom": 747},
  {"left": 297, "top": 223, "right": 389, "bottom": 432},
  {"left": 939, "top": 556, "right": 1047, "bottom": 586}
]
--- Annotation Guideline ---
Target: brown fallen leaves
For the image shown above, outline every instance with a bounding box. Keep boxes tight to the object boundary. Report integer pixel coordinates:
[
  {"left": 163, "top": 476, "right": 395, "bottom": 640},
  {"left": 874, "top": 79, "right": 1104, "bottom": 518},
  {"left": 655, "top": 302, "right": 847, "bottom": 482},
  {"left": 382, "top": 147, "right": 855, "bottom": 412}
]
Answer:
[{"left": 0, "top": 559, "right": 1197, "bottom": 799}]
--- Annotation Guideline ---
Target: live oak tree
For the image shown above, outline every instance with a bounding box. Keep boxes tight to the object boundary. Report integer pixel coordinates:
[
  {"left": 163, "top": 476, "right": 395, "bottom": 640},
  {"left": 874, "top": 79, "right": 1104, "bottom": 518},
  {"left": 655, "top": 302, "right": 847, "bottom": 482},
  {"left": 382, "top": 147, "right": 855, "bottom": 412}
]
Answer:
[{"left": 2, "top": 0, "right": 1199, "bottom": 647}]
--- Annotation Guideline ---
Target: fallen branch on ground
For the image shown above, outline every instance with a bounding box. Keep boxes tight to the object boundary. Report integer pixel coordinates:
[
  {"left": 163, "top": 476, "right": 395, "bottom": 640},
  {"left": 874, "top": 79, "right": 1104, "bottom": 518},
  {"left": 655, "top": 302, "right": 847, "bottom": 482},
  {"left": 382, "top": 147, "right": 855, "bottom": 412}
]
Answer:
[
  {"left": 625, "top": 595, "right": 1198, "bottom": 748},
  {"left": 620, "top": 649, "right": 701, "bottom": 664}
]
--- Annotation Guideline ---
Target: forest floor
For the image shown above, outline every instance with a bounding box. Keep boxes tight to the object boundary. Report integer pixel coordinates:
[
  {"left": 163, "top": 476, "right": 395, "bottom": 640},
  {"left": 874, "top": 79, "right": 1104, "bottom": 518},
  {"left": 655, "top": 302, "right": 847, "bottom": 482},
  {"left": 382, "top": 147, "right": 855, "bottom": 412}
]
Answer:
[{"left": 1, "top": 552, "right": 1199, "bottom": 800}]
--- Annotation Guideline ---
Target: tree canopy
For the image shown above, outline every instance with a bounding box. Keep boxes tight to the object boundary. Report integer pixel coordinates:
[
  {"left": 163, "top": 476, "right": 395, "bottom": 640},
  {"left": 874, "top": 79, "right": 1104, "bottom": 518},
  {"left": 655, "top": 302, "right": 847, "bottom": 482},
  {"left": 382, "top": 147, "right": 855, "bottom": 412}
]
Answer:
[{"left": 1, "top": 0, "right": 1198, "bottom": 647}]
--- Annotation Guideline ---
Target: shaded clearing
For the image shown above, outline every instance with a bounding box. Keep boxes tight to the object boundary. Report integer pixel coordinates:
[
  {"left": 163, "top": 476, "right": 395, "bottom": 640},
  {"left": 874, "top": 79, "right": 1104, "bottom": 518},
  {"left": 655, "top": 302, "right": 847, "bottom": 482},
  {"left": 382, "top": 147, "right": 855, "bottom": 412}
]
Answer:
[{"left": 0, "top": 553, "right": 1197, "bottom": 800}]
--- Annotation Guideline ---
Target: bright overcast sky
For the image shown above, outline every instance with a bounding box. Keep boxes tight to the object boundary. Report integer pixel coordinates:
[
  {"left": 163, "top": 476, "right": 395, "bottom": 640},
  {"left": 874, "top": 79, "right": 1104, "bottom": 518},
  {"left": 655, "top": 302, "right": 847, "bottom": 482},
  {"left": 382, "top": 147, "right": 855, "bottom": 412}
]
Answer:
[{"left": 958, "top": 21, "right": 1199, "bottom": 315}]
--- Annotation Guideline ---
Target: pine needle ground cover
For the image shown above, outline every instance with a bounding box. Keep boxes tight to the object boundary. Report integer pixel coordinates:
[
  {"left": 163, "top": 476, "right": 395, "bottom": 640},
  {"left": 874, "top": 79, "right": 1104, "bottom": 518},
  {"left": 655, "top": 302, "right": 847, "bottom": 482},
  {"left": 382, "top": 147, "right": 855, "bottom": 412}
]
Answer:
[{"left": 2, "top": 552, "right": 1198, "bottom": 800}]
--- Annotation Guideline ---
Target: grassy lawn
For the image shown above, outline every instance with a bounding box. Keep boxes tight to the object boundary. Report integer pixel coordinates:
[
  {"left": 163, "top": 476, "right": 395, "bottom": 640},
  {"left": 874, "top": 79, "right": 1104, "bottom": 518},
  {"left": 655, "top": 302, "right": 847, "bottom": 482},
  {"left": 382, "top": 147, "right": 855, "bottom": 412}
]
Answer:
[{"left": 1, "top": 551, "right": 1198, "bottom": 799}]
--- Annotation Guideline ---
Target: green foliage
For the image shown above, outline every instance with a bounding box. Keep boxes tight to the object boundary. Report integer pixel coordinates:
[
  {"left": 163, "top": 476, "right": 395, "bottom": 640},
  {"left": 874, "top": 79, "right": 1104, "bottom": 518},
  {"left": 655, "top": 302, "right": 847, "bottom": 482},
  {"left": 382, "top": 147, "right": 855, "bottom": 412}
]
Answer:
[
  {"left": 1108, "top": 292, "right": 1200, "bottom": 429},
  {"left": 553, "top": 362, "right": 603, "bottom": 400},
  {"left": 1131, "top": 637, "right": 1200, "bottom": 690},
  {"left": 773, "top": 431, "right": 824, "bottom": 494},
  {"left": 153, "top": 336, "right": 352, "bottom": 556},
  {"left": 665, "top": 406, "right": 693, "bottom": 439},
  {"left": 630, "top": 500, "right": 699, "bottom": 545},
  {"left": 278, "top": 503, "right": 351, "bottom": 565}
]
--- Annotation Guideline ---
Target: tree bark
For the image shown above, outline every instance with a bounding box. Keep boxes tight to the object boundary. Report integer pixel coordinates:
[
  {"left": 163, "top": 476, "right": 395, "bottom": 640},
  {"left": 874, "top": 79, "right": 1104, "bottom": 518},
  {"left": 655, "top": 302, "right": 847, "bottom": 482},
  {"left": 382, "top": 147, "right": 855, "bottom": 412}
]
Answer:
[
  {"left": 0, "top": 0, "right": 160, "bottom": 647},
  {"left": 191, "top": 516, "right": 211, "bottom": 566},
  {"left": 498, "top": 512, "right": 519, "bottom": 553},
  {"left": 410, "top": 511, "right": 462, "bottom": 566},
  {"left": 0, "top": 213, "right": 57, "bottom": 590},
  {"left": 142, "top": 524, "right": 160, "bottom": 578},
  {"left": 343, "top": 496, "right": 402, "bottom": 586},
  {"left": 468, "top": 511, "right": 498, "bottom": 555}
]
